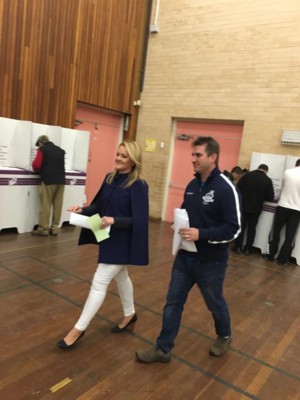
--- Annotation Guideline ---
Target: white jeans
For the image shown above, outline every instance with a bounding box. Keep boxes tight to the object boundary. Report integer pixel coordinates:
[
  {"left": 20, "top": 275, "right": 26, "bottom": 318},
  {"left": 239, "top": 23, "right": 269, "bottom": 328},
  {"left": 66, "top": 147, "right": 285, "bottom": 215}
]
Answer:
[{"left": 75, "top": 263, "right": 135, "bottom": 331}]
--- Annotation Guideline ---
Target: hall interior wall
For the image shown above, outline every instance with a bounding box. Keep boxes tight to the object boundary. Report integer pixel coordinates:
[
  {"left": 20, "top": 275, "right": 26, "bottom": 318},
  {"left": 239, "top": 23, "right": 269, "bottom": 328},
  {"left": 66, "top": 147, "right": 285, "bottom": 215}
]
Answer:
[
  {"left": 0, "top": 0, "right": 150, "bottom": 137},
  {"left": 137, "top": 0, "right": 300, "bottom": 219}
]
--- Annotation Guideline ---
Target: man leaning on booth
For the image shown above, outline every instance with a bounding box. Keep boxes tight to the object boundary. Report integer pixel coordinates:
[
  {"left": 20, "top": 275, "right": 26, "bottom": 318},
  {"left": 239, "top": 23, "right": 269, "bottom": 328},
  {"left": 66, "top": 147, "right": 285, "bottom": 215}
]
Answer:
[
  {"left": 268, "top": 159, "right": 300, "bottom": 265},
  {"left": 31, "top": 135, "right": 65, "bottom": 236}
]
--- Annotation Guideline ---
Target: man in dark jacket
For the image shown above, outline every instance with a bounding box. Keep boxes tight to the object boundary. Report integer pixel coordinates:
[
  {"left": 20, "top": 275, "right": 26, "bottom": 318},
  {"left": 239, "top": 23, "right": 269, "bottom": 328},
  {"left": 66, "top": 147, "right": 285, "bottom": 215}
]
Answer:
[
  {"left": 233, "top": 164, "right": 274, "bottom": 255},
  {"left": 31, "top": 135, "right": 65, "bottom": 236},
  {"left": 135, "top": 136, "right": 241, "bottom": 363}
]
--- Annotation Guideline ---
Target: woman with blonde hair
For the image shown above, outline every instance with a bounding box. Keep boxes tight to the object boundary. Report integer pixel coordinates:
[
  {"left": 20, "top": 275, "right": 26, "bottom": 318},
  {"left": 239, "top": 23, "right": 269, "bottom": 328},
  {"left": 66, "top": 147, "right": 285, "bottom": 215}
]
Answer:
[{"left": 58, "top": 140, "right": 149, "bottom": 349}]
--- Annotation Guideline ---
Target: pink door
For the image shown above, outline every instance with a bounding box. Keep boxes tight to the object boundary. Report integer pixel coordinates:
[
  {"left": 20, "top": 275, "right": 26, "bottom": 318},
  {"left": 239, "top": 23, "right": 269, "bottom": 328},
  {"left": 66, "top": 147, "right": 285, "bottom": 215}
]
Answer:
[
  {"left": 75, "top": 104, "right": 122, "bottom": 204},
  {"left": 165, "top": 121, "right": 243, "bottom": 221}
]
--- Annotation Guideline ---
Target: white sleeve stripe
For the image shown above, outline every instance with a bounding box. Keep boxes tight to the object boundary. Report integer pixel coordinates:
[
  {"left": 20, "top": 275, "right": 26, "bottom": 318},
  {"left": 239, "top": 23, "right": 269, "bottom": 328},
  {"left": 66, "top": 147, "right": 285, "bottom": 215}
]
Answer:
[{"left": 208, "top": 174, "right": 242, "bottom": 244}]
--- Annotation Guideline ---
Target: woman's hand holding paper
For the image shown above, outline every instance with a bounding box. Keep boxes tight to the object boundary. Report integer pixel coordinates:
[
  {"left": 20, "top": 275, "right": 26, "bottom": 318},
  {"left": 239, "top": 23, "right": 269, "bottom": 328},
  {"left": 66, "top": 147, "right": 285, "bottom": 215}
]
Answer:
[
  {"left": 100, "top": 216, "right": 114, "bottom": 229},
  {"left": 67, "top": 205, "right": 82, "bottom": 213}
]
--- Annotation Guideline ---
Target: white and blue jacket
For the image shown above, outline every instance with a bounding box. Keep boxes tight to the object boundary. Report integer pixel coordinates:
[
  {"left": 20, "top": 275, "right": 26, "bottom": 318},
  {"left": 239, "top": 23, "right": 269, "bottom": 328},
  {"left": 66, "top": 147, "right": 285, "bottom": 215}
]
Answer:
[{"left": 182, "top": 167, "right": 241, "bottom": 262}]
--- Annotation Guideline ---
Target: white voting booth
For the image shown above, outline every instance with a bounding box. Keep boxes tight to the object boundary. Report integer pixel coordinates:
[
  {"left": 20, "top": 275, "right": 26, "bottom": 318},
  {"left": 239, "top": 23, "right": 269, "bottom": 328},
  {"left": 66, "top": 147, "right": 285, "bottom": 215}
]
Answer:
[
  {"left": 0, "top": 117, "right": 90, "bottom": 233},
  {"left": 0, "top": 117, "right": 32, "bottom": 169},
  {"left": 250, "top": 152, "right": 300, "bottom": 266},
  {"left": 0, "top": 118, "right": 34, "bottom": 233}
]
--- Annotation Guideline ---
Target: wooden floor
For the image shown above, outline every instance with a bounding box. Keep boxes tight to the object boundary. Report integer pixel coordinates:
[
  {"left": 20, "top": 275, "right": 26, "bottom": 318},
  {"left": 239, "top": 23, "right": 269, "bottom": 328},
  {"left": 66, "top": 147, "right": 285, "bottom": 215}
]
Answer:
[{"left": 1, "top": 221, "right": 300, "bottom": 400}]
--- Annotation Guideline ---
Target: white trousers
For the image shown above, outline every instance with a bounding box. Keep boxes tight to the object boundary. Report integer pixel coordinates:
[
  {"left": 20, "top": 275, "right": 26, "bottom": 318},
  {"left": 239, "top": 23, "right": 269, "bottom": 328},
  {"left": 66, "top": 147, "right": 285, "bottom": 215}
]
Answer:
[{"left": 75, "top": 263, "right": 135, "bottom": 331}]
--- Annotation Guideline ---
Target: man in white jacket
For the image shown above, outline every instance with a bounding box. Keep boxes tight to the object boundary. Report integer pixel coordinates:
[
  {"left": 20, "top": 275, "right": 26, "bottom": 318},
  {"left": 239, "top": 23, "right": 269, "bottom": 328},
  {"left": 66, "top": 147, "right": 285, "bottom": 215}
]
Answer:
[{"left": 268, "top": 159, "right": 300, "bottom": 265}]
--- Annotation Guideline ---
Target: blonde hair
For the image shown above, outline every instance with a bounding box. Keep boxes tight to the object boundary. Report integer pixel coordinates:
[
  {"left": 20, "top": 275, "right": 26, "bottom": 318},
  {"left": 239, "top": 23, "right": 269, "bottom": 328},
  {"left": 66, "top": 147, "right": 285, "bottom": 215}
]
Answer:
[{"left": 106, "top": 140, "right": 144, "bottom": 188}]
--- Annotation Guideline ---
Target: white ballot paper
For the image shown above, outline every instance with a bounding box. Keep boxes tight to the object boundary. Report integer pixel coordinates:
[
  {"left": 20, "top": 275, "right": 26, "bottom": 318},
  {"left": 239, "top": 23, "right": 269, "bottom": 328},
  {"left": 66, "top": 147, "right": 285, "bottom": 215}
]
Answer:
[
  {"left": 172, "top": 208, "right": 197, "bottom": 256},
  {"left": 69, "top": 212, "right": 110, "bottom": 242},
  {"left": 69, "top": 212, "right": 90, "bottom": 229}
]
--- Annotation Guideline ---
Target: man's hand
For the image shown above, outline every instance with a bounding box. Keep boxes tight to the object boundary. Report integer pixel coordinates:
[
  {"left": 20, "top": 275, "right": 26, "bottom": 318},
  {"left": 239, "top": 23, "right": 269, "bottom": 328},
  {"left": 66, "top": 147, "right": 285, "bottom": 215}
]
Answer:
[{"left": 179, "top": 227, "right": 199, "bottom": 241}]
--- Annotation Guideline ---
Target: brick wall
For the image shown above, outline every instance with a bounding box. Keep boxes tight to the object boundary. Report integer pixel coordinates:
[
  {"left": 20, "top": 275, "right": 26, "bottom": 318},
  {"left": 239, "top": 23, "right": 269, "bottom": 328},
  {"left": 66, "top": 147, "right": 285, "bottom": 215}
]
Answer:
[{"left": 136, "top": 0, "right": 300, "bottom": 219}]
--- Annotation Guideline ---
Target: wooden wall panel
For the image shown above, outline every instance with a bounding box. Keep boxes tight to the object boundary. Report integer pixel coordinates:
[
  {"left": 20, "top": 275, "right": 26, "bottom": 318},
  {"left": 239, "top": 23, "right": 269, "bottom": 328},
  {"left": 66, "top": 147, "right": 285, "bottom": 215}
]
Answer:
[
  {"left": 76, "top": 0, "right": 149, "bottom": 119},
  {"left": 0, "top": 0, "right": 80, "bottom": 127},
  {"left": 0, "top": 0, "right": 150, "bottom": 134}
]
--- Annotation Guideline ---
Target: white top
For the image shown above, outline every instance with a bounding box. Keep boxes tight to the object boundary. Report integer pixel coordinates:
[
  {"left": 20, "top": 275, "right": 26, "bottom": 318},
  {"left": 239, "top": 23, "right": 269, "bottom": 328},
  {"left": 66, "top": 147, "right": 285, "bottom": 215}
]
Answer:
[{"left": 278, "top": 166, "right": 300, "bottom": 211}]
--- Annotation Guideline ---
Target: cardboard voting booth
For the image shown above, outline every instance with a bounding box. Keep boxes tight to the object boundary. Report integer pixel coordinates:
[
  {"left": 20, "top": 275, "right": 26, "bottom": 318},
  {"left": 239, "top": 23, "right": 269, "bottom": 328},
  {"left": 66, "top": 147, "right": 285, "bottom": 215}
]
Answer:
[
  {"left": 0, "top": 117, "right": 90, "bottom": 233},
  {"left": 61, "top": 128, "right": 89, "bottom": 172},
  {"left": 0, "top": 118, "right": 32, "bottom": 169}
]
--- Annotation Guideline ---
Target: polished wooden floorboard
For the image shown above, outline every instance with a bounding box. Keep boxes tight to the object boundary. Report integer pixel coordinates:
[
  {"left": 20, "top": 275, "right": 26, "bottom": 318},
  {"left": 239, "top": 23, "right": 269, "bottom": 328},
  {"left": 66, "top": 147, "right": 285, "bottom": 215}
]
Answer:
[{"left": 1, "top": 221, "right": 300, "bottom": 400}]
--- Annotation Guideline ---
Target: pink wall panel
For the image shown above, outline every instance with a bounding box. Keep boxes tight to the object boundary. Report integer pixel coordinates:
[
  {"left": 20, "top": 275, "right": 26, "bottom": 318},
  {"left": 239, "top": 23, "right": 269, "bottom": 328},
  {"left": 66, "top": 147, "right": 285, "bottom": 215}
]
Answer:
[{"left": 75, "top": 104, "right": 122, "bottom": 204}]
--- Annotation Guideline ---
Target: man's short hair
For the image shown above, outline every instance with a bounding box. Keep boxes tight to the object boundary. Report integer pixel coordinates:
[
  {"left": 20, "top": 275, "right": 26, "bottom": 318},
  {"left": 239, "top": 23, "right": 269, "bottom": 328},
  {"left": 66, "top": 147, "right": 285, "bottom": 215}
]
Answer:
[
  {"left": 258, "top": 164, "right": 269, "bottom": 172},
  {"left": 231, "top": 166, "right": 242, "bottom": 175},
  {"left": 35, "top": 135, "right": 49, "bottom": 147},
  {"left": 296, "top": 159, "right": 300, "bottom": 167},
  {"left": 223, "top": 170, "right": 234, "bottom": 182},
  {"left": 192, "top": 136, "right": 220, "bottom": 165}
]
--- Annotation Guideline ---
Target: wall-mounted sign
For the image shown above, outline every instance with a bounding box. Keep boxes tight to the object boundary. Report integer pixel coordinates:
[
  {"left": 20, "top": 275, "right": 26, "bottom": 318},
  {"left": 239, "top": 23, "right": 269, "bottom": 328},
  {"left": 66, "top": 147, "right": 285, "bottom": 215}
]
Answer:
[{"left": 145, "top": 138, "right": 156, "bottom": 152}]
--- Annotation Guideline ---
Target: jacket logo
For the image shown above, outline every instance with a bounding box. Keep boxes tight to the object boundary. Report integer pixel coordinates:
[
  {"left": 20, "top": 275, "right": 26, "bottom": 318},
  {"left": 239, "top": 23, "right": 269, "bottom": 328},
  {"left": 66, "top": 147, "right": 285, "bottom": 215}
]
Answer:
[{"left": 202, "top": 190, "right": 215, "bottom": 205}]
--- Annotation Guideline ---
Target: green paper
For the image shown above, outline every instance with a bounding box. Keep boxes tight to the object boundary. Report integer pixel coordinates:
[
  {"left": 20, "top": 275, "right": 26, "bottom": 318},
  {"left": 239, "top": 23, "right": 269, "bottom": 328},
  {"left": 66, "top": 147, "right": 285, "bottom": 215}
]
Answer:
[{"left": 88, "top": 214, "right": 110, "bottom": 242}]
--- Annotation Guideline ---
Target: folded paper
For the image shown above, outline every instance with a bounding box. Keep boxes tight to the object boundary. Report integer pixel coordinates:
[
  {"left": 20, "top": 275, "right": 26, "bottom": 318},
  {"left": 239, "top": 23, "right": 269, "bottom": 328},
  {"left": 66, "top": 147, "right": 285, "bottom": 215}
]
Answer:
[
  {"left": 69, "top": 212, "right": 110, "bottom": 243},
  {"left": 172, "top": 208, "right": 197, "bottom": 255}
]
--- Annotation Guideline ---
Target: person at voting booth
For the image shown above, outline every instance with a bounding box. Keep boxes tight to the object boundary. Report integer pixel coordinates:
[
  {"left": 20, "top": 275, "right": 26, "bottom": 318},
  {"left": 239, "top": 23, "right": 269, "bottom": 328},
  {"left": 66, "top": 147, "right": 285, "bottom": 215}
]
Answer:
[
  {"left": 31, "top": 135, "right": 65, "bottom": 236},
  {"left": 233, "top": 164, "right": 274, "bottom": 256},
  {"left": 267, "top": 159, "right": 300, "bottom": 265},
  {"left": 230, "top": 166, "right": 243, "bottom": 185},
  {"left": 57, "top": 140, "right": 149, "bottom": 349}
]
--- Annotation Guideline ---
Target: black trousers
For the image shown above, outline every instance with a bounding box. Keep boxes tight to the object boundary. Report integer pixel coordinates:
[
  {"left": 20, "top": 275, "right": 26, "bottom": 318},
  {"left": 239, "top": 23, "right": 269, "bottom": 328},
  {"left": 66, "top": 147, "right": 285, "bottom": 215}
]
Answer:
[
  {"left": 235, "top": 212, "right": 260, "bottom": 250},
  {"left": 269, "top": 206, "right": 300, "bottom": 263}
]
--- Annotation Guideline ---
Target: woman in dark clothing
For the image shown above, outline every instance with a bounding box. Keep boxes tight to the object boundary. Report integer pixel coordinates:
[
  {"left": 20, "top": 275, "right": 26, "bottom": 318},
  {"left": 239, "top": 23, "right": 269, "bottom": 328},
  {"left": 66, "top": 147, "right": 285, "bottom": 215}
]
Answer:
[{"left": 58, "top": 140, "right": 149, "bottom": 349}]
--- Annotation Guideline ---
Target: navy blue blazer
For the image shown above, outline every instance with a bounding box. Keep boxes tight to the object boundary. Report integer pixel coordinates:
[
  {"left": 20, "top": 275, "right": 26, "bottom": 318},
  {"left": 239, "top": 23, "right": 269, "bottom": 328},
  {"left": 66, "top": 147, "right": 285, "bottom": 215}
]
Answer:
[{"left": 78, "top": 173, "right": 149, "bottom": 266}]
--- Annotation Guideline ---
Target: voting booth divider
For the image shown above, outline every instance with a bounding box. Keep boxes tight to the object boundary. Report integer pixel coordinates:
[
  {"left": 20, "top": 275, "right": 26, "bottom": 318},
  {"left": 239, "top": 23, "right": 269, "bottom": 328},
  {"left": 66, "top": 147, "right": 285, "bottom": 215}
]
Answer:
[
  {"left": 250, "top": 152, "right": 300, "bottom": 266},
  {"left": 0, "top": 117, "right": 90, "bottom": 233}
]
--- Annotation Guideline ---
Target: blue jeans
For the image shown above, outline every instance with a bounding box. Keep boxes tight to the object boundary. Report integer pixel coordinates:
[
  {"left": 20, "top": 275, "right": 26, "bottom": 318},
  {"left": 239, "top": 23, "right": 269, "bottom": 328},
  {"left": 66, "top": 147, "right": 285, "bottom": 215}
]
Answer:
[{"left": 156, "top": 250, "right": 231, "bottom": 353}]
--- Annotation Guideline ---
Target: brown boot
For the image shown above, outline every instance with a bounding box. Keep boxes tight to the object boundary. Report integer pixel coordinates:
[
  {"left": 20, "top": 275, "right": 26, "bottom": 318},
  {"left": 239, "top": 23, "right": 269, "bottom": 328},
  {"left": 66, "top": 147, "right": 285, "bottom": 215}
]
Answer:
[{"left": 31, "top": 228, "right": 49, "bottom": 236}]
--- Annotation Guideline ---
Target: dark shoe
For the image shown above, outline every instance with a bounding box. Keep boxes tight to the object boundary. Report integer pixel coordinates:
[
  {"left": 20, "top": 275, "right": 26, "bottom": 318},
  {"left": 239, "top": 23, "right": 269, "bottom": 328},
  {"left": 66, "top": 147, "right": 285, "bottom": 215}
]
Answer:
[
  {"left": 135, "top": 345, "right": 171, "bottom": 363},
  {"left": 276, "top": 259, "right": 289, "bottom": 266},
  {"left": 209, "top": 336, "right": 232, "bottom": 357},
  {"left": 266, "top": 254, "right": 274, "bottom": 261},
  {"left": 232, "top": 247, "right": 242, "bottom": 255},
  {"left": 50, "top": 229, "right": 58, "bottom": 236},
  {"left": 111, "top": 313, "right": 137, "bottom": 333},
  {"left": 31, "top": 228, "right": 49, "bottom": 236},
  {"left": 57, "top": 331, "right": 85, "bottom": 349}
]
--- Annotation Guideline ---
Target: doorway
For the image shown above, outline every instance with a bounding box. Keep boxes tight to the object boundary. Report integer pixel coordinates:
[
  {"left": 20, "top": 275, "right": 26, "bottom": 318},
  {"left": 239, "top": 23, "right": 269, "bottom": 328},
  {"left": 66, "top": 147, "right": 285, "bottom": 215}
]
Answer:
[
  {"left": 75, "top": 103, "right": 123, "bottom": 204},
  {"left": 164, "top": 120, "right": 244, "bottom": 222}
]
